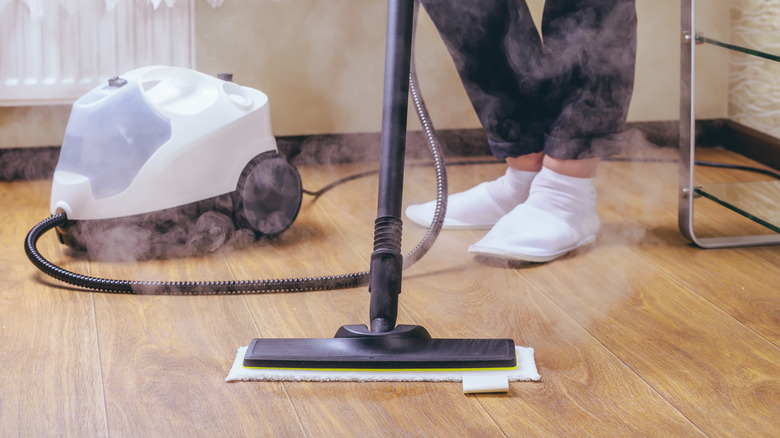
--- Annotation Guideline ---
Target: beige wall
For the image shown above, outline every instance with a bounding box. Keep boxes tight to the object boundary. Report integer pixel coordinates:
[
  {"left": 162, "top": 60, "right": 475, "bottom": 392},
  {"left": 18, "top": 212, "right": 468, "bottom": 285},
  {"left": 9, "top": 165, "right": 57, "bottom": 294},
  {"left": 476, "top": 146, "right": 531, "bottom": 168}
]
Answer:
[
  {"left": 0, "top": 105, "right": 70, "bottom": 148},
  {"left": 194, "top": 0, "right": 481, "bottom": 136},
  {"left": 691, "top": 0, "right": 731, "bottom": 119},
  {"left": 0, "top": 0, "right": 730, "bottom": 148},
  {"left": 728, "top": 0, "right": 780, "bottom": 137}
]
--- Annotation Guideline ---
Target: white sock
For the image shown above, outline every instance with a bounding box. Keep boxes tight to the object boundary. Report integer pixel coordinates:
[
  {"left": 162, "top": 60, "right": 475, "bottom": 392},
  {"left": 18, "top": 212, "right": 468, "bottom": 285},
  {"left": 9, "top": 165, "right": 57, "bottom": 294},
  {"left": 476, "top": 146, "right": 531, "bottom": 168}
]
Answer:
[
  {"left": 485, "top": 167, "right": 539, "bottom": 212},
  {"left": 524, "top": 167, "right": 598, "bottom": 236},
  {"left": 468, "top": 166, "right": 600, "bottom": 262},
  {"left": 404, "top": 167, "right": 538, "bottom": 230}
]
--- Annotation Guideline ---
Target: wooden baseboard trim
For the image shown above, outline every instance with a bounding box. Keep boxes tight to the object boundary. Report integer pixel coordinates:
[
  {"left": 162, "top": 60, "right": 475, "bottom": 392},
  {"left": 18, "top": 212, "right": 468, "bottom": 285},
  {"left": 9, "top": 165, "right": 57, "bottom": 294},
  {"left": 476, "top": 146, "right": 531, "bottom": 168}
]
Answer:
[{"left": 722, "top": 121, "right": 780, "bottom": 171}]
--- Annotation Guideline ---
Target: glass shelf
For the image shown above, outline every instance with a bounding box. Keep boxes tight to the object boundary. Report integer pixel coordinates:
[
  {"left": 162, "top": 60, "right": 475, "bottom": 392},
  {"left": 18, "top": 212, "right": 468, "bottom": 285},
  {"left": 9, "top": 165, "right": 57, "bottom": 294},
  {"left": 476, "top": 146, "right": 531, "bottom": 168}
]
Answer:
[
  {"left": 695, "top": 181, "right": 780, "bottom": 234},
  {"left": 695, "top": 35, "right": 780, "bottom": 63}
]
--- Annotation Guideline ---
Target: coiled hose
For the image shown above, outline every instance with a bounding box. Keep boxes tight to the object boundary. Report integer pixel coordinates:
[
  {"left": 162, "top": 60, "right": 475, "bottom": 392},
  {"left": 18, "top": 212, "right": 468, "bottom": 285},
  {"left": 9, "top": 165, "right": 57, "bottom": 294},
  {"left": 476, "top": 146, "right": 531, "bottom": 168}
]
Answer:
[{"left": 24, "top": 2, "right": 447, "bottom": 295}]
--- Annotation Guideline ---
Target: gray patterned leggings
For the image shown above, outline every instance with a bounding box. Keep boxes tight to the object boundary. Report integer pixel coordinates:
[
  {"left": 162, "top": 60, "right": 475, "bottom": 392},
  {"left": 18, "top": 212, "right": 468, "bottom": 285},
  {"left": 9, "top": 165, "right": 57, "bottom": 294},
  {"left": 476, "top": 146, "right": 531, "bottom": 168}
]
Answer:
[{"left": 419, "top": 0, "right": 637, "bottom": 160}]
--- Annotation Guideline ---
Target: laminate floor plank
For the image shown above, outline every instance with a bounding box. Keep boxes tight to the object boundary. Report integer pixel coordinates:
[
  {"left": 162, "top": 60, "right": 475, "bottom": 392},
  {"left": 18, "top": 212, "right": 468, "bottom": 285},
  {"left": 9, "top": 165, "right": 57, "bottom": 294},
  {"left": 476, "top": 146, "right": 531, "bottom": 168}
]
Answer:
[
  {"left": 517, "top": 244, "right": 780, "bottom": 437},
  {"left": 1, "top": 180, "right": 107, "bottom": 437},
  {"left": 86, "top": 254, "right": 306, "bottom": 436}
]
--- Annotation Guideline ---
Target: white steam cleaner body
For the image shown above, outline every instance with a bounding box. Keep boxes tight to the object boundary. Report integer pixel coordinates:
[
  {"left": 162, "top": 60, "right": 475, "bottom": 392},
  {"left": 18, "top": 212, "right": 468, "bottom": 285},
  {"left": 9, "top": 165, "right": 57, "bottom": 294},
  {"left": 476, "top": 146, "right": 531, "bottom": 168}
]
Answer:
[{"left": 51, "top": 66, "right": 302, "bottom": 257}]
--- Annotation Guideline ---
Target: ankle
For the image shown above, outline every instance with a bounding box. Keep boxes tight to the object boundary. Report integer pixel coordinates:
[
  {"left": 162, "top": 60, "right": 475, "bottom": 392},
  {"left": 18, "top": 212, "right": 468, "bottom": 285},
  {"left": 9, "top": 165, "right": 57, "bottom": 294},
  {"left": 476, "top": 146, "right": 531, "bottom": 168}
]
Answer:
[
  {"left": 486, "top": 168, "right": 538, "bottom": 212},
  {"left": 542, "top": 156, "right": 599, "bottom": 178},
  {"left": 506, "top": 152, "right": 544, "bottom": 172}
]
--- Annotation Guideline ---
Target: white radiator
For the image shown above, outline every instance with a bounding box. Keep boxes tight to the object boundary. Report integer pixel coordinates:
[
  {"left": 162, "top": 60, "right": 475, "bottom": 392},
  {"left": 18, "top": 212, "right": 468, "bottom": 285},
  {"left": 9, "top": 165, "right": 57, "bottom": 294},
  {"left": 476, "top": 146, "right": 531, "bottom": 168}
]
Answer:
[{"left": 0, "top": 0, "right": 194, "bottom": 106}]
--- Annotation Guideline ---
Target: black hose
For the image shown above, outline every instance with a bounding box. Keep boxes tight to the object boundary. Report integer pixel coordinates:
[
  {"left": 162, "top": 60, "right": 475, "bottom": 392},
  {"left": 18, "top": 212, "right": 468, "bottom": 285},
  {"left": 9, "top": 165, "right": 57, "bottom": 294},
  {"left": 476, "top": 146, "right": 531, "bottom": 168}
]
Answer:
[
  {"left": 25, "top": 213, "right": 368, "bottom": 294},
  {"left": 24, "top": 1, "right": 447, "bottom": 295},
  {"left": 401, "top": 0, "right": 446, "bottom": 269}
]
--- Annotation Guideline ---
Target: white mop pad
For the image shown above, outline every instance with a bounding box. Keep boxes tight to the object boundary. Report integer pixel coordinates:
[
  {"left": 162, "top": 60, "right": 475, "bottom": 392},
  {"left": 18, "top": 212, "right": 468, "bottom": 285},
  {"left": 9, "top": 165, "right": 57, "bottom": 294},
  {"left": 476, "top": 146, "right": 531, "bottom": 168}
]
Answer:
[{"left": 226, "top": 345, "right": 540, "bottom": 393}]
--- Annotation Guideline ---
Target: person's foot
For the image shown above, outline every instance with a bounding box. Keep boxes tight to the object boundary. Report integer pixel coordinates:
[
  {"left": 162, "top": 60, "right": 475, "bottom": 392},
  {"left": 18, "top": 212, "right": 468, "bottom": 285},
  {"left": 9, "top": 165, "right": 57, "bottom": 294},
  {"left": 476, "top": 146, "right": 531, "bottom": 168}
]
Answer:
[
  {"left": 404, "top": 168, "right": 538, "bottom": 230},
  {"left": 468, "top": 167, "right": 600, "bottom": 262}
]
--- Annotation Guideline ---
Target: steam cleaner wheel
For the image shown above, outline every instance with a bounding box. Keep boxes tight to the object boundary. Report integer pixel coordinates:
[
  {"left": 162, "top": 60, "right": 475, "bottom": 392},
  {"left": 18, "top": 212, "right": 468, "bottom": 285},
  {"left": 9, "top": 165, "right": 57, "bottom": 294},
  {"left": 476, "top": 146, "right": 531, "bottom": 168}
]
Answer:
[{"left": 236, "top": 151, "right": 303, "bottom": 238}]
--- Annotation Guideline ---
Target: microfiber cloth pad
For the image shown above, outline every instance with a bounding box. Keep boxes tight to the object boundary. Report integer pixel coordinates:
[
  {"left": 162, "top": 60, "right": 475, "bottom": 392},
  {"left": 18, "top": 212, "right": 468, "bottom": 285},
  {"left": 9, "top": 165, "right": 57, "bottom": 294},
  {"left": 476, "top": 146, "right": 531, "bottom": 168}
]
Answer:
[{"left": 226, "top": 345, "right": 540, "bottom": 393}]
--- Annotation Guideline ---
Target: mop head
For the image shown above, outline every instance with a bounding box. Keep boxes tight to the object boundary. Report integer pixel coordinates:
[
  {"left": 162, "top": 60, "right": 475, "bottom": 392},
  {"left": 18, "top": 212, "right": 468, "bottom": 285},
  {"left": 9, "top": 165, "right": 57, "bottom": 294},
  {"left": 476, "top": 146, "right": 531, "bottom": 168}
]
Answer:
[{"left": 226, "top": 345, "right": 540, "bottom": 393}]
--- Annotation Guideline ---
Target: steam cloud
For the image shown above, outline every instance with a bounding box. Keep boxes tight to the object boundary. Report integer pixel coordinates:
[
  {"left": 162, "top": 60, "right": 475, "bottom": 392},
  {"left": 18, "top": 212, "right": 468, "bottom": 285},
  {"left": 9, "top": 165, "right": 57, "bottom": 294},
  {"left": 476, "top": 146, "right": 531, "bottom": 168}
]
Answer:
[{"left": 62, "top": 193, "right": 257, "bottom": 261}]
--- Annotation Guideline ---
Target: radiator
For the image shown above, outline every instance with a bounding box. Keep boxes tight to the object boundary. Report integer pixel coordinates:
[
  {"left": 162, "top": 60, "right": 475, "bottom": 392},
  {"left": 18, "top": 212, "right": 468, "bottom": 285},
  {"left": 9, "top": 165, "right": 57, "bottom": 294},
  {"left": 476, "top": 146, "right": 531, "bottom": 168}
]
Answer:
[{"left": 0, "top": 0, "right": 194, "bottom": 106}]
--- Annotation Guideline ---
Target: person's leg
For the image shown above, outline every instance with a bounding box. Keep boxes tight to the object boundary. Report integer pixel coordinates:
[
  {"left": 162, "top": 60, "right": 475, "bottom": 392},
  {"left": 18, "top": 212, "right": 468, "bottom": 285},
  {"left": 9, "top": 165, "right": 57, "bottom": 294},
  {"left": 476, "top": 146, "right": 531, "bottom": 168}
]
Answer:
[
  {"left": 418, "top": 0, "right": 547, "bottom": 157},
  {"left": 540, "top": 0, "right": 638, "bottom": 161},
  {"left": 469, "top": 0, "right": 637, "bottom": 262},
  {"left": 406, "top": 0, "right": 547, "bottom": 229}
]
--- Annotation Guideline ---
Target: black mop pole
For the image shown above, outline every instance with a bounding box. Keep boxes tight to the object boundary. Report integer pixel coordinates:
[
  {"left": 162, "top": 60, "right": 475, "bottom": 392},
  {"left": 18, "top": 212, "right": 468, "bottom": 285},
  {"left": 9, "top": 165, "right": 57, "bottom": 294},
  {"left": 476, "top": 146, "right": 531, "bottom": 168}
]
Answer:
[
  {"left": 367, "top": 0, "right": 416, "bottom": 334},
  {"left": 242, "top": 0, "right": 516, "bottom": 371}
]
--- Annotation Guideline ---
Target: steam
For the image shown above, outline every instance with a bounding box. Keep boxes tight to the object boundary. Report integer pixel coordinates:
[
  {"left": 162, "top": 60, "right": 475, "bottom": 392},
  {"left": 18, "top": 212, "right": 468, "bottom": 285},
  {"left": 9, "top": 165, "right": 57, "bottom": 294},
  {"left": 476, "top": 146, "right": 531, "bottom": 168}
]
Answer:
[
  {"left": 0, "top": 147, "right": 59, "bottom": 181},
  {"left": 594, "top": 126, "right": 680, "bottom": 250},
  {"left": 63, "top": 193, "right": 258, "bottom": 262}
]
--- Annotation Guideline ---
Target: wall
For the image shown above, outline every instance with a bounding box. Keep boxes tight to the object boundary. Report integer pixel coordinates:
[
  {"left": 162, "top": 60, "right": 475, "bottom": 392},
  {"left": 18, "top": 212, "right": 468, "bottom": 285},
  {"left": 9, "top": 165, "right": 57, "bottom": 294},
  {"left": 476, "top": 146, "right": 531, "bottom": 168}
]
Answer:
[
  {"left": 688, "top": 0, "right": 732, "bottom": 121},
  {"left": 727, "top": 0, "right": 780, "bottom": 137},
  {"left": 0, "top": 105, "right": 71, "bottom": 148},
  {"left": 0, "top": 0, "right": 730, "bottom": 148}
]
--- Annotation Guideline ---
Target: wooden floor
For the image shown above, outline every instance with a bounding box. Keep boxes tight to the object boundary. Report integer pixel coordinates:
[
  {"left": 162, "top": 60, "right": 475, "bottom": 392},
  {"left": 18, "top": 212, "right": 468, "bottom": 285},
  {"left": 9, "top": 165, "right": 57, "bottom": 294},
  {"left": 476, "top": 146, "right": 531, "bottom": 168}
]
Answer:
[{"left": 2, "top": 144, "right": 778, "bottom": 437}]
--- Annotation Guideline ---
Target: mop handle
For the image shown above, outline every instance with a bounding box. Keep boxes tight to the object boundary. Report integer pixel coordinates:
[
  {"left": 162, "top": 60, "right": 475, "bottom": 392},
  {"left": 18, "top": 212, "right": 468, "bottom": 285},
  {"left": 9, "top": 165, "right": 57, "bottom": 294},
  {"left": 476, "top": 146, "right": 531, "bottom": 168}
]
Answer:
[{"left": 368, "top": 0, "right": 416, "bottom": 333}]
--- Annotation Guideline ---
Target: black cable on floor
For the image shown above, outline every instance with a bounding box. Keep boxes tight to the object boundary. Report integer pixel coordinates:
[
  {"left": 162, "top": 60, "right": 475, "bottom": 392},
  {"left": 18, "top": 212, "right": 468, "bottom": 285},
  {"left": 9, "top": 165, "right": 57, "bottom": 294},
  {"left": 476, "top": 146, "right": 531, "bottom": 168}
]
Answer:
[{"left": 301, "top": 159, "right": 501, "bottom": 198}]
